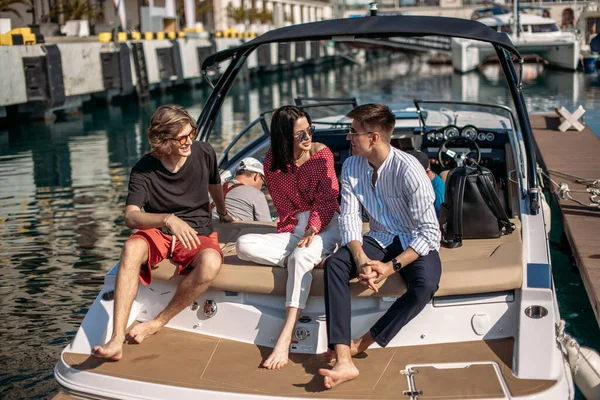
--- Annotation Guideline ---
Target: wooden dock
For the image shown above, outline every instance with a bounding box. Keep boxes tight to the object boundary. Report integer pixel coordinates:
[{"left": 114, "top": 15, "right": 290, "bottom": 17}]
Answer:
[{"left": 530, "top": 114, "right": 600, "bottom": 326}]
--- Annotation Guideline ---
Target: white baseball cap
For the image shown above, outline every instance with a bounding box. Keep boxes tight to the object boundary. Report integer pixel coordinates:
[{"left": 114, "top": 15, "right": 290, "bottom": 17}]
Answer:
[{"left": 236, "top": 157, "right": 264, "bottom": 176}]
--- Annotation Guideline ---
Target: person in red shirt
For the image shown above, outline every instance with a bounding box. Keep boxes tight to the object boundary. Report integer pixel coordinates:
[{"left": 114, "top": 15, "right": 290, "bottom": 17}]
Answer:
[{"left": 236, "top": 106, "right": 341, "bottom": 370}]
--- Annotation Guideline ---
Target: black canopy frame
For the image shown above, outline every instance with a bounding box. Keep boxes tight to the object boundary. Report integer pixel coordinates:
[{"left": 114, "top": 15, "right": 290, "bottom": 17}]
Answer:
[{"left": 196, "top": 16, "right": 540, "bottom": 215}]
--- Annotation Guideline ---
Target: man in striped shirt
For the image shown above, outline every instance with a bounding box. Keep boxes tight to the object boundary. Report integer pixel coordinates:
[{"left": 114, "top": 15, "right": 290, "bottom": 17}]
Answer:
[{"left": 319, "top": 103, "right": 442, "bottom": 389}]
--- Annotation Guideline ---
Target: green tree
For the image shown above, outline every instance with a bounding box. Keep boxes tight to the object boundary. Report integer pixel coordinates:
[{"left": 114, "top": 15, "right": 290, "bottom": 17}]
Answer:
[
  {"left": 195, "top": 0, "right": 212, "bottom": 21},
  {"left": 226, "top": 2, "right": 245, "bottom": 24},
  {"left": 50, "top": 0, "right": 103, "bottom": 21},
  {"left": 0, "top": 0, "right": 33, "bottom": 20},
  {"left": 257, "top": 9, "right": 272, "bottom": 24},
  {"left": 175, "top": 0, "right": 212, "bottom": 29}
]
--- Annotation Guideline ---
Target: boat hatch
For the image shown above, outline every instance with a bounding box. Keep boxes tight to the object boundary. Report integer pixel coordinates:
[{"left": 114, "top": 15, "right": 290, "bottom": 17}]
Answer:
[{"left": 402, "top": 363, "right": 509, "bottom": 399}]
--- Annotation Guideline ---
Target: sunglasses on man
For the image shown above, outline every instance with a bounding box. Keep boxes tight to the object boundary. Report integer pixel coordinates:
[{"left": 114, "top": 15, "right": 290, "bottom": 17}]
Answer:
[{"left": 169, "top": 130, "right": 197, "bottom": 146}]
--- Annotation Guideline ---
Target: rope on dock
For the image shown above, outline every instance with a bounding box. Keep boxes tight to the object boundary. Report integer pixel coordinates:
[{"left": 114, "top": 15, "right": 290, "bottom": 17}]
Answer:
[{"left": 538, "top": 167, "right": 600, "bottom": 209}]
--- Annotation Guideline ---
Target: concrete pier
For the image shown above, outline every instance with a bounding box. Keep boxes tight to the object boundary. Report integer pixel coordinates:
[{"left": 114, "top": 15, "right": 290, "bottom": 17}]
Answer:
[{"left": 0, "top": 34, "right": 337, "bottom": 120}]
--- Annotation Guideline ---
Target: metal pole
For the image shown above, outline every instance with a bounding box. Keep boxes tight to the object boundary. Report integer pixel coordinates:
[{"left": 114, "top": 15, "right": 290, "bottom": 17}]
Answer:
[
  {"left": 370, "top": 1, "right": 378, "bottom": 16},
  {"left": 513, "top": 0, "right": 520, "bottom": 38}
]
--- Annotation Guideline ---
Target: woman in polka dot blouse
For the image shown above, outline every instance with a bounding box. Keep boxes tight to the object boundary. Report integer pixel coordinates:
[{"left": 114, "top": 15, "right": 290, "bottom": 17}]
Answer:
[{"left": 236, "top": 105, "right": 341, "bottom": 370}]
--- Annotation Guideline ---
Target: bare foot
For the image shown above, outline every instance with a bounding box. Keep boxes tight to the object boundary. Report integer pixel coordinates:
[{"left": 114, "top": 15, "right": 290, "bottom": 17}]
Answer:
[
  {"left": 262, "top": 339, "right": 290, "bottom": 370},
  {"left": 319, "top": 361, "right": 359, "bottom": 389},
  {"left": 322, "top": 348, "right": 335, "bottom": 362},
  {"left": 92, "top": 338, "right": 123, "bottom": 361},
  {"left": 127, "top": 320, "right": 164, "bottom": 344},
  {"left": 322, "top": 341, "right": 361, "bottom": 362},
  {"left": 351, "top": 337, "right": 371, "bottom": 356}
]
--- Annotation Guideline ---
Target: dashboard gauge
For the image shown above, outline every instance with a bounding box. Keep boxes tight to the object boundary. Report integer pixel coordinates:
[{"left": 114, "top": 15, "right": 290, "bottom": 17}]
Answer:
[
  {"left": 461, "top": 126, "right": 477, "bottom": 140},
  {"left": 486, "top": 132, "right": 495, "bottom": 141},
  {"left": 443, "top": 126, "right": 460, "bottom": 139},
  {"left": 435, "top": 132, "right": 445, "bottom": 141},
  {"left": 477, "top": 132, "right": 487, "bottom": 141},
  {"left": 427, "top": 132, "right": 436, "bottom": 142}
]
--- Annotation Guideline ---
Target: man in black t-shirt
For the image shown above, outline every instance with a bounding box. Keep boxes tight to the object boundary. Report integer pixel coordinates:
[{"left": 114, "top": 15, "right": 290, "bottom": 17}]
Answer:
[{"left": 92, "top": 105, "right": 233, "bottom": 361}]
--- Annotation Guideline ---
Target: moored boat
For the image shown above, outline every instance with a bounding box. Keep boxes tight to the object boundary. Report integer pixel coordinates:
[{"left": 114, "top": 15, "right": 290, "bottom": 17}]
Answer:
[{"left": 452, "top": 13, "right": 580, "bottom": 72}]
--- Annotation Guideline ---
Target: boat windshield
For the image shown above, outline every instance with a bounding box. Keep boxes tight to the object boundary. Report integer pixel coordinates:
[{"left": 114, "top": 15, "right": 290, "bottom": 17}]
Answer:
[{"left": 414, "top": 101, "right": 515, "bottom": 130}]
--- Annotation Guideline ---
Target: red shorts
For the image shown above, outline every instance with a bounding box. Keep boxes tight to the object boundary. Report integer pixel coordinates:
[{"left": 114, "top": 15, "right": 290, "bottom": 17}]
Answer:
[{"left": 130, "top": 228, "right": 223, "bottom": 286}]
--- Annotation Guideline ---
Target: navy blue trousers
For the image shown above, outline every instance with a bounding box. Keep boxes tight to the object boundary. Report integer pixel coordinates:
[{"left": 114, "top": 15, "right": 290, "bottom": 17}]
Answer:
[{"left": 324, "top": 236, "right": 442, "bottom": 349}]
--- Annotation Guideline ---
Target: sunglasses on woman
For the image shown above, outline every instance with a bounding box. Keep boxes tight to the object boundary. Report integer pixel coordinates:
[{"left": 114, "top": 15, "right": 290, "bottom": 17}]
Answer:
[
  {"left": 169, "top": 130, "right": 197, "bottom": 146},
  {"left": 294, "top": 125, "right": 316, "bottom": 142}
]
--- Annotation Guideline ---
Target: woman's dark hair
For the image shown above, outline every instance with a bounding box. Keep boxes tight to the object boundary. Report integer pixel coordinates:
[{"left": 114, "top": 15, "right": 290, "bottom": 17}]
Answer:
[{"left": 269, "top": 106, "right": 312, "bottom": 173}]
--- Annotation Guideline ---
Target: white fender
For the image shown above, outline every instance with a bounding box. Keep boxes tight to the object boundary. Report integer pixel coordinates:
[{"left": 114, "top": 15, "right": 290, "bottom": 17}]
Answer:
[
  {"left": 558, "top": 322, "right": 600, "bottom": 399},
  {"left": 540, "top": 193, "right": 552, "bottom": 234}
]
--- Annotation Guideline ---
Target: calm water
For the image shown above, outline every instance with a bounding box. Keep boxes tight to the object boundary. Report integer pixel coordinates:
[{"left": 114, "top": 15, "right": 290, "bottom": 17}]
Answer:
[{"left": 1, "top": 58, "right": 600, "bottom": 399}]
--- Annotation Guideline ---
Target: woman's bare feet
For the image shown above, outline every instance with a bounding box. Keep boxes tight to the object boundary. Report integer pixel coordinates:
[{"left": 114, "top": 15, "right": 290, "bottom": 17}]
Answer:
[
  {"left": 92, "top": 338, "right": 124, "bottom": 361},
  {"left": 262, "top": 338, "right": 291, "bottom": 370},
  {"left": 319, "top": 361, "right": 359, "bottom": 389},
  {"left": 127, "top": 320, "right": 164, "bottom": 344}
]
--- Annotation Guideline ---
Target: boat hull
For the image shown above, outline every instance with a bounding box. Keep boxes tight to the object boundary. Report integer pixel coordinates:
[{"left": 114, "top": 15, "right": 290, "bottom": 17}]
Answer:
[
  {"left": 54, "top": 276, "right": 574, "bottom": 399},
  {"left": 452, "top": 37, "right": 580, "bottom": 72}
]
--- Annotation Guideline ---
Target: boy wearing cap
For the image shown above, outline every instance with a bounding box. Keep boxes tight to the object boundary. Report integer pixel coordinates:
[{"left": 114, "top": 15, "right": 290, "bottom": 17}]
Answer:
[
  {"left": 407, "top": 150, "right": 445, "bottom": 219},
  {"left": 223, "top": 157, "right": 272, "bottom": 222}
]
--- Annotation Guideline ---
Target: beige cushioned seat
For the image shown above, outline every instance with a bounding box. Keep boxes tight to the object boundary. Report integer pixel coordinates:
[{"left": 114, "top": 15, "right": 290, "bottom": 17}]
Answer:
[{"left": 151, "top": 219, "right": 522, "bottom": 298}]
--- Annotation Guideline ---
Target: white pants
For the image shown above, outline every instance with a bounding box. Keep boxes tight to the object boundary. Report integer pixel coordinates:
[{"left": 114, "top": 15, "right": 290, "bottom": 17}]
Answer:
[{"left": 236, "top": 211, "right": 340, "bottom": 309}]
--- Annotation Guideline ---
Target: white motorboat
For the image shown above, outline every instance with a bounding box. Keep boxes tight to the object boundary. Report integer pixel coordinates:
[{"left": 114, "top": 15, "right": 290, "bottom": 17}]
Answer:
[
  {"left": 54, "top": 15, "right": 600, "bottom": 399},
  {"left": 452, "top": 13, "right": 580, "bottom": 72}
]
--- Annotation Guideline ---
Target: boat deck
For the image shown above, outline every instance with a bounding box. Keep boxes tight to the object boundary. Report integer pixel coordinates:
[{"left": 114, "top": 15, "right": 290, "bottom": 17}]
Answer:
[
  {"left": 63, "top": 326, "right": 555, "bottom": 399},
  {"left": 530, "top": 114, "right": 600, "bottom": 326}
]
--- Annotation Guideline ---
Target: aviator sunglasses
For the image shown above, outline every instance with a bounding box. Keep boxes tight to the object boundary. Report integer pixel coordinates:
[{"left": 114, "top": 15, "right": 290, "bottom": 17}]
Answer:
[
  {"left": 169, "top": 130, "right": 197, "bottom": 146},
  {"left": 295, "top": 125, "right": 316, "bottom": 142}
]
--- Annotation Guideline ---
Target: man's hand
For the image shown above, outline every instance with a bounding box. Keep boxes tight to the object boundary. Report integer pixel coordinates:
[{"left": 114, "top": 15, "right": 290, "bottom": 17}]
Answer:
[
  {"left": 165, "top": 215, "right": 201, "bottom": 249},
  {"left": 297, "top": 226, "right": 317, "bottom": 248},
  {"left": 366, "top": 260, "right": 395, "bottom": 284},
  {"left": 219, "top": 211, "right": 235, "bottom": 223},
  {"left": 356, "top": 257, "right": 379, "bottom": 292}
]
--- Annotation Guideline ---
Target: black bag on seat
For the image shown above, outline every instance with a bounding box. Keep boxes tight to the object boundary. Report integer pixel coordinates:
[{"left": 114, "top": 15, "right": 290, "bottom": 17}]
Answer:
[{"left": 440, "top": 162, "right": 514, "bottom": 248}]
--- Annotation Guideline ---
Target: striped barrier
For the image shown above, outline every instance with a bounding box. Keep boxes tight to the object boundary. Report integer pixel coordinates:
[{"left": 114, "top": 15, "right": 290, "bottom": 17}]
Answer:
[
  {"left": 214, "top": 30, "right": 257, "bottom": 39},
  {"left": 183, "top": 27, "right": 204, "bottom": 33},
  {"left": 0, "top": 28, "right": 44, "bottom": 46},
  {"left": 98, "top": 31, "right": 186, "bottom": 43}
]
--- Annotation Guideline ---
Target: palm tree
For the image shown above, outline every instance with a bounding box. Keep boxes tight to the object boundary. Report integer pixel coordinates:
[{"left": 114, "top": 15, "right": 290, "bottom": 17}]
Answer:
[
  {"left": 50, "top": 0, "right": 102, "bottom": 21},
  {"left": 0, "top": 0, "right": 33, "bottom": 20},
  {"left": 226, "top": 2, "right": 245, "bottom": 25},
  {"left": 195, "top": 0, "right": 212, "bottom": 27},
  {"left": 175, "top": 0, "right": 212, "bottom": 30}
]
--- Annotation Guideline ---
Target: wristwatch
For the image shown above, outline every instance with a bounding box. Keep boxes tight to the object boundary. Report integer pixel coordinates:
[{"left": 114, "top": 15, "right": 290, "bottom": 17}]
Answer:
[{"left": 391, "top": 258, "right": 403, "bottom": 272}]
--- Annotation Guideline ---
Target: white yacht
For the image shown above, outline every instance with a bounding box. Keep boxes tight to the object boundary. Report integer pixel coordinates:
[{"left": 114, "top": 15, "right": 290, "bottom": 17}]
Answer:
[
  {"left": 452, "top": 13, "right": 580, "bottom": 72},
  {"left": 54, "top": 15, "right": 595, "bottom": 399}
]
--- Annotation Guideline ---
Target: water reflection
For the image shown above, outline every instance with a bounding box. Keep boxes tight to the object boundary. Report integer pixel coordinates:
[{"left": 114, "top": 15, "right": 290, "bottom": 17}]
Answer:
[{"left": 1, "top": 56, "right": 598, "bottom": 398}]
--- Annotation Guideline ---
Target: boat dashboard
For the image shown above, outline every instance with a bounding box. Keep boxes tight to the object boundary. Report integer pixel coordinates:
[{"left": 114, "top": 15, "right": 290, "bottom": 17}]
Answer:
[
  {"left": 419, "top": 124, "right": 511, "bottom": 173},
  {"left": 424, "top": 124, "right": 502, "bottom": 144},
  {"left": 412, "top": 101, "right": 515, "bottom": 171}
]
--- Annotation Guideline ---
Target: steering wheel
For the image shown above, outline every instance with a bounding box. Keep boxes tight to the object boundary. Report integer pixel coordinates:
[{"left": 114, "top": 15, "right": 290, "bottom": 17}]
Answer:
[{"left": 438, "top": 136, "right": 482, "bottom": 168}]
